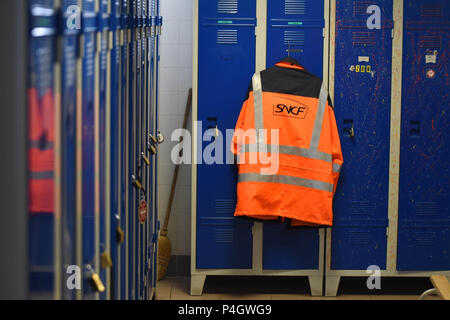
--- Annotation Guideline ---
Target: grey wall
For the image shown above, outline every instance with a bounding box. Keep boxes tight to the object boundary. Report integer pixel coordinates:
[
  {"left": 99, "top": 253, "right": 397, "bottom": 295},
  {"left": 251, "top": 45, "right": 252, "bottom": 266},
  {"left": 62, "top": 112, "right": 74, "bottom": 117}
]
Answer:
[
  {"left": 0, "top": 0, "right": 29, "bottom": 299},
  {"left": 158, "top": 0, "right": 194, "bottom": 256}
]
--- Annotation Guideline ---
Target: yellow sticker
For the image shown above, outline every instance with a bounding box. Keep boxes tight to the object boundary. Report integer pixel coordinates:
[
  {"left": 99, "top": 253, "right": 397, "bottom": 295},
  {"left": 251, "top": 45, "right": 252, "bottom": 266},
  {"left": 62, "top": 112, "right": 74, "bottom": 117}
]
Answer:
[
  {"left": 367, "top": 65, "right": 371, "bottom": 73},
  {"left": 361, "top": 66, "right": 366, "bottom": 72},
  {"left": 356, "top": 65, "right": 360, "bottom": 72}
]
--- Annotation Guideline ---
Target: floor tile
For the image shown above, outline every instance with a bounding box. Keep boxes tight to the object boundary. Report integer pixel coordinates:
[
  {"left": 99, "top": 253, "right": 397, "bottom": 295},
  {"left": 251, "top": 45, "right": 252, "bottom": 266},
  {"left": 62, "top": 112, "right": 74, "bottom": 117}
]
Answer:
[
  {"left": 220, "top": 293, "right": 272, "bottom": 300},
  {"left": 271, "top": 294, "right": 322, "bottom": 300},
  {"left": 322, "top": 295, "right": 371, "bottom": 300},
  {"left": 155, "top": 279, "right": 172, "bottom": 300}
]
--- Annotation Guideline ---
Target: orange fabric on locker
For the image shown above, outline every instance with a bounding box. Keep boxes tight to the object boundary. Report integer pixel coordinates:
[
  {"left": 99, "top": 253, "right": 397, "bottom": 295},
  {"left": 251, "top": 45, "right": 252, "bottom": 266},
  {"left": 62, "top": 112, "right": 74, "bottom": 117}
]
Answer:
[
  {"left": 28, "top": 87, "right": 55, "bottom": 213},
  {"left": 231, "top": 57, "right": 343, "bottom": 227}
]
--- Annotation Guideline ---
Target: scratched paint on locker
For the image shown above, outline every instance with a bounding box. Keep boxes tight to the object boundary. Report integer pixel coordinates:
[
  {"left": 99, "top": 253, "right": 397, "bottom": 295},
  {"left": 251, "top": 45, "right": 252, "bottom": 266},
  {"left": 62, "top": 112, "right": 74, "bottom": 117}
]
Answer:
[{"left": 331, "top": 0, "right": 393, "bottom": 270}]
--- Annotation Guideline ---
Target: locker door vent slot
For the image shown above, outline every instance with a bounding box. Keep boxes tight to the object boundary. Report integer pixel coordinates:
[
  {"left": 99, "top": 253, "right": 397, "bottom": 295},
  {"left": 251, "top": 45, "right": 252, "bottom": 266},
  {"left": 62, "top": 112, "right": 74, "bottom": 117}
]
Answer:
[
  {"left": 420, "top": 4, "right": 443, "bottom": 18},
  {"left": 352, "top": 32, "right": 376, "bottom": 47},
  {"left": 217, "top": 29, "right": 238, "bottom": 45},
  {"left": 285, "top": 0, "right": 306, "bottom": 15},
  {"left": 217, "top": 0, "right": 238, "bottom": 14},
  {"left": 415, "top": 202, "right": 438, "bottom": 216},
  {"left": 284, "top": 30, "right": 305, "bottom": 46},
  {"left": 353, "top": 1, "right": 374, "bottom": 17},
  {"left": 413, "top": 232, "right": 436, "bottom": 246},
  {"left": 348, "top": 231, "right": 370, "bottom": 245},
  {"left": 419, "top": 35, "right": 442, "bottom": 49},
  {"left": 215, "top": 199, "right": 235, "bottom": 215},
  {"left": 215, "top": 228, "right": 234, "bottom": 243},
  {"left": 351, "top": 201, "right": 373, "bottom": 216}
]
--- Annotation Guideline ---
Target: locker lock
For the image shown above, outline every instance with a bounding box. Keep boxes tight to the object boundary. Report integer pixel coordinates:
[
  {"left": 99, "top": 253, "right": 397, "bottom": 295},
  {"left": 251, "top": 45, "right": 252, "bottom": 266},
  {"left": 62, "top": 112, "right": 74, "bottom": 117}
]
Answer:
[
  {"left": 156, "top": 131, "right": 165, "bottom": 144},
  {"left": 147, "top": 142, "right": 157, "bottom": 156},
  {"left": 141, "top": 152, "right": 150, "bottom": 166},
  {"left": 85, "top": 265, "right": 105, "bottom": 293},
  {"left": 149, "top": 134, "right": 158, "bottom": 146},
  {"left": 116, "top": 225, "right": 124, "bottom": 244},
  {"left": 115, "top": 214, "right": 124, "bottom": 244},
  {"left": 349, "top": 127, "right": 355, "bottom": 138},
  {"left": 132, "top": 175, "right": 144, "bottom": 190},
  {"left": 101, "top": 251, "right": 113, "bottom": 269}
]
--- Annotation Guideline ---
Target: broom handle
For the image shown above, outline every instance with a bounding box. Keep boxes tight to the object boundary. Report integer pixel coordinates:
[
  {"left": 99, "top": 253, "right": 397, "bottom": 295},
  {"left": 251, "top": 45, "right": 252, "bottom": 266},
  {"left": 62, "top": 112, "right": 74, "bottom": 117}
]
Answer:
[{"left": 162, "top": 88, "right": 192, "bottom": 232}]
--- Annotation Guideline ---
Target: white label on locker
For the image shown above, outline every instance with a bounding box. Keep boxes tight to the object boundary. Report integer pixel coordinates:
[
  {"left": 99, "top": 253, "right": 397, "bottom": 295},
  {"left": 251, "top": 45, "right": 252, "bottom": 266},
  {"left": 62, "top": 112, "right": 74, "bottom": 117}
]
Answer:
[
  {"left": 358, "top": 56, "right": 370, "bottom": 63},
  {"left": 425, "top": 52, "right": 437, "bottom": 64}
]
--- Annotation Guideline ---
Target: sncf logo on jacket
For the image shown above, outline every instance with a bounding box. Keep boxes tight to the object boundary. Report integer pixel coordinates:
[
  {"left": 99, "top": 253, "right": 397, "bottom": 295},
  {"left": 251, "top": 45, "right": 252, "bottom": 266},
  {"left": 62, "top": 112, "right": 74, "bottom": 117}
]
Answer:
[
  {"left": 273, "top": 98, "right": 309, "bottom": 119},
  {"left": 231, "top": 57, "right": 343, "bottom": 227}
]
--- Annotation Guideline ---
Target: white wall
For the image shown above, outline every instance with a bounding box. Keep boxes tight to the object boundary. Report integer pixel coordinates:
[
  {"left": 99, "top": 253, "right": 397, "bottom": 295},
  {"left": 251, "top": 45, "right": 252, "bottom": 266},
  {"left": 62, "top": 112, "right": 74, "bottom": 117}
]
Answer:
[{"left": 158, "top": 0, "right": 194, "bottom": 256}]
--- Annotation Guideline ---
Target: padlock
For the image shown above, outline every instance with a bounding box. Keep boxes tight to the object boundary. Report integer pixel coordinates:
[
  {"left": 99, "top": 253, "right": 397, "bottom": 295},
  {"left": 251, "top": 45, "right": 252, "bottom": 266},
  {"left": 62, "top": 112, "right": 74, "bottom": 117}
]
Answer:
[
  {"left": 141, "top": 152, "right": 150, "bottom": 166},
  {"left": 156, "top": 131, "right": 164, "bottom": 144},
  {"left": 132, "top": 175, "right": 143, "bottom": 190},
  {"left": 116, "top": 225, "right": 124, "bottom": 244},
  {"left": 148, "top": 143, "right": 157, "bottom": 155},
  {"left": 149, "top": 134, "right": 158, "bottom": 145},
  {"left": 101, "top": 251, "right": 113, "bottom": 269},
  {"left": 90, "top": 272, "right": 106, "bottom": 293},
  {"left": 116, "top": 225, "right": 124, "bottom": 243}
]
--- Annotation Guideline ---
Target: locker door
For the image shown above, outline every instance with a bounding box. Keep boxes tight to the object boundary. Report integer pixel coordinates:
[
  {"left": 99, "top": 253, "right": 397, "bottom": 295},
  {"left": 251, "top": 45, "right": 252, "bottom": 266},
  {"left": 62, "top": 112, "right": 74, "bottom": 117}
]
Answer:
[
  {"left": 331, "top": 0, "right": 393, "bottom": 270},
  {"left": 397, "top": 0, "right": 450, "bottom": 271},
  {"left": 263, "top": 0, "right": 325, "bottom": 270},
  {"left": 28, "top": 0, "right": 57, "bottom": 299},
  {"left": 196, "top": 0, "right": 256, "bottom": 269},
  {"left": 119, "top": 0, "right": 129, "bottom": 300},
  {"left": 267, "top": 0, "right": 325, "bottom": 77},
  {"left": 60, "top": 0, "right": 80, "bottom": 300},
  {"left": 81, "top": 0, "right": 98, "bottom": 299},
  {"left": 149, "top": 0, "right": 158, "bottom": 294},
  {"left": 128, "top": 0, "right": 136, "bottom": 300},
  {"left": 98, "top": 0, "right": 109, "bottom": 299},
  {"left": 110, "top": 0, "right": 121, "bottom": 300}
]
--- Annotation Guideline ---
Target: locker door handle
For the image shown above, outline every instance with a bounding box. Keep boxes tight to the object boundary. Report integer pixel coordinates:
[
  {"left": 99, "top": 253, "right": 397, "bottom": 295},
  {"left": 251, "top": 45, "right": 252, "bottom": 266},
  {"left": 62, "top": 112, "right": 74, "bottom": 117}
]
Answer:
[
  {"left": 207, "top": 117, "right": 219, "bottom": 139},
  {"left": 343, "top": 119, "right": 355, "bottom": 138},
  {"left": 410, "top": 121, "right": 420, "bottom": 137}
]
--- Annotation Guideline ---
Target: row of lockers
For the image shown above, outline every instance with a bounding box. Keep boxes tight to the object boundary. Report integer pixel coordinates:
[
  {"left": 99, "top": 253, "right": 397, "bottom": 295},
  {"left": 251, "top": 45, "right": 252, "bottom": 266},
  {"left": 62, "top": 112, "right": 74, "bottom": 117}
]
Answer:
[
  {"left": 27, "top": 0, "right": 162, "bottom": 300},
  {"left": 192, "top": 0, "right": 449, "bottom": 295}
]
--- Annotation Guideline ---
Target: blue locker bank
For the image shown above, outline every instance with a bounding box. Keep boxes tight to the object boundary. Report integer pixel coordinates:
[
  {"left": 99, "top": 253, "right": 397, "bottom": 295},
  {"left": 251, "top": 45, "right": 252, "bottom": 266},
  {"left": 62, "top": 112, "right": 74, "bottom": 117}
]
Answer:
[
  {"left": 0, "top": 0, "right": 162, "bottom": 300},
  {"left": 0, "top": 0, "right": 449, "bottom": 300}
]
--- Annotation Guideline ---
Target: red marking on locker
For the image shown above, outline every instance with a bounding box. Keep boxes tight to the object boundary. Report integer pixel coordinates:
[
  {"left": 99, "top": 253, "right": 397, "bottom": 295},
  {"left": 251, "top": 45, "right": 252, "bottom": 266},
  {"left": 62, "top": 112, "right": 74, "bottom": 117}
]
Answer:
[{"left": 138, "top": 200, "right": 148, "bottom": 224}]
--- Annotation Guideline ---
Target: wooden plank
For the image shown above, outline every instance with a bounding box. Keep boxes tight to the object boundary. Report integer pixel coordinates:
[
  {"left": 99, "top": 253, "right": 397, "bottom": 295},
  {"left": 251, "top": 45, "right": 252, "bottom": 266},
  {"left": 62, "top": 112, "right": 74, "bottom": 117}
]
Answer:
[{"left": 430, "top": 275, "right": 450, "bottom": 300}]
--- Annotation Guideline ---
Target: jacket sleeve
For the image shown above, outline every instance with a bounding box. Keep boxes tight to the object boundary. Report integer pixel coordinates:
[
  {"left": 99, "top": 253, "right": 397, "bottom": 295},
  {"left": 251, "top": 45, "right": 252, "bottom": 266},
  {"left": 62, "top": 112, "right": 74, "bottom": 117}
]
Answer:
[
  {"left": 328, "top": 99, "right": 343, "bottom": 194},
  {"left": 231, "top": 98, "right": 248, "bottom": 155}
]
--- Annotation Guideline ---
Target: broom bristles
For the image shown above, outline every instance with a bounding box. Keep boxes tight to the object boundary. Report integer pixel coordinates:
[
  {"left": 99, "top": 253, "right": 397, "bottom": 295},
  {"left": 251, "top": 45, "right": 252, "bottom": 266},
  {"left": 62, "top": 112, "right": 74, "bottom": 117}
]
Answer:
[{"left": 157, "top": 234, "right": 172, "bottom": 281}]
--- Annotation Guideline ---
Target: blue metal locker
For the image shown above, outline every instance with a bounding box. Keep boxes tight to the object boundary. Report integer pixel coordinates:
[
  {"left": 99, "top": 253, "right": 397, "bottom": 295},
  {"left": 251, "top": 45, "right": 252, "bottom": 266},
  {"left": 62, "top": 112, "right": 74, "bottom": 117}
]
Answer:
[
  {"left": 98, "top": 0, "right": 109, "bottom": 299},
  {"left": 148, "top": 0, "right": 158, "bottom": 295},
  {"left": 128, "top": 0, "right": 137, "bottom": 299},
  {"left": 119, "top": 0, "right": 129, "bottom": 300},
  {"left": 331, "top": 0, "right": 393, "bottom": 270},
  {"left": 81, "top": 0, "right": 98, "bottom": 298},
  {"left": 28, "top": 0, "right": 57, "bottom": 299},
  {"left": 196, "top": 0, "right": 256, "bottom": 269},
  {"left": 266, "top": 0, "right": 325, "bottom": 77},
  {"left": 397, "top": 0, "right": 450, "bottom": 271},
  {"left": 60, "top": 0, "right": 80, "bottom": 300},
  {"left": 262, "top": 0, "right": 325, "bottom": 270},
  {"left": 110, "top": 0, "right": 121, "bottom": 300}
]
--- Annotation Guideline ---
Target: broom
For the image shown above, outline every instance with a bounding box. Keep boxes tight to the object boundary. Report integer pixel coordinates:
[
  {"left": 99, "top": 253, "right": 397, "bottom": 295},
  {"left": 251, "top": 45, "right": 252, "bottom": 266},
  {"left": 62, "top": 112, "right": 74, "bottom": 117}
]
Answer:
[{"left": 157, "top": 88, "right": 192, "bottom": 281}]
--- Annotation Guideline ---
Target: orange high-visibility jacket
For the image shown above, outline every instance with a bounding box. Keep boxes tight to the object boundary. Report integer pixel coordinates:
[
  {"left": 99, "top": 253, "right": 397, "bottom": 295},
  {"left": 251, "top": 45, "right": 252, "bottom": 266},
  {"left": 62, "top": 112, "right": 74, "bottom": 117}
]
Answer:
[
  {"left": 28, "top": 87, "right": 55, "bottom": 213},
  {"left": 231, "top": 57, "right": 343, "bottom": 227}
]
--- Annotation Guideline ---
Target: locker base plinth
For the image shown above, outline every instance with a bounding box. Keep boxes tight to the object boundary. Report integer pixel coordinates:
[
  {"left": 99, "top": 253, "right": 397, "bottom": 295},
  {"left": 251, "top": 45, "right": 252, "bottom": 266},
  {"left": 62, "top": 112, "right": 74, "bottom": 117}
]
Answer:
[
  {"left": 190, "top": 274, "right": 206, "bottom": 296},
  {"left": 308, "top": 276, "right": 324, "bottom": 296},
  {"left": 325, "top": 276, "right": 341, "bottom": 297}
]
